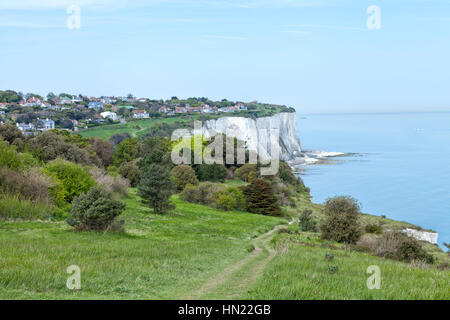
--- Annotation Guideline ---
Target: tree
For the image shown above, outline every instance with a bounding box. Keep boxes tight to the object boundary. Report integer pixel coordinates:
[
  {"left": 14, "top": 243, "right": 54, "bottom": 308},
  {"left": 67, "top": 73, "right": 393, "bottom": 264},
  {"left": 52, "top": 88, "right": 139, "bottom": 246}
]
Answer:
[
  {"left": 236, "top": 164, "right": 257, "bottom": 182},
  {"left": 109, "top": 132, "right": 131, "bottom": 147},
  {"left": 299, "top": 209, "right": 317, "bottom": 232},
  {"left": 170, "top": 165, "right": 199, "bottom": 191},
  {"left": 89, "top": 138, "right": 113, "bottom": 167},
  {"left": 67, "top": 187, "right": 126, "bottom": 232},
  {"left": 113, "top": 137, "right": 140, "bottom": 167},
  {"left": 47, "top": 92, "right": 56, "bottom": 101},
  {"left": 320, "top": 196, "right": 362, "bottom": 244},
  {"left": 118, "top": 161, "right": 142, "bottom": 187},
  {"left": 241, "top": 178, "right": 281, "bottom": 216},
  {"left": 196, "top": 163, "right": 227, "bottom": 182},
  {"left": 137, "top": 164, "right": 175, "bottom": 214},
  {"left": 0, "top": 123, "right": 24, "bottom": 145}
]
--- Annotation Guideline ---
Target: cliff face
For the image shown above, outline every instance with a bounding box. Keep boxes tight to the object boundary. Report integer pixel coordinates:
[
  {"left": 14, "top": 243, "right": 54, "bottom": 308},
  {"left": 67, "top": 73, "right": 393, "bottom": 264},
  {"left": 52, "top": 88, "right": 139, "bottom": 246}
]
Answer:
[{"left": 202, "top": 112, "right": 303, "bottom": 161}]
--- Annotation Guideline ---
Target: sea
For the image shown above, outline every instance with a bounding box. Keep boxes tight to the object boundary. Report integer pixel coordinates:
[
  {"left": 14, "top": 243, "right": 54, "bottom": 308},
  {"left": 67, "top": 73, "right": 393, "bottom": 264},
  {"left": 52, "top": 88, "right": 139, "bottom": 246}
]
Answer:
[{"left": 296, "top": 112, "right": 450, "bottom": 248}]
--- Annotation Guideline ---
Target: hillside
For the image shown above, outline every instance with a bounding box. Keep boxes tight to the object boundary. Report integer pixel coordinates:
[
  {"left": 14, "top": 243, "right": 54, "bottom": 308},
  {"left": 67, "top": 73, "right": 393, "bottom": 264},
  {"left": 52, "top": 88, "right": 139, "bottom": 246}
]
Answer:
[{"left": 1, "top": 188, "right": 448, "bottom": 299}]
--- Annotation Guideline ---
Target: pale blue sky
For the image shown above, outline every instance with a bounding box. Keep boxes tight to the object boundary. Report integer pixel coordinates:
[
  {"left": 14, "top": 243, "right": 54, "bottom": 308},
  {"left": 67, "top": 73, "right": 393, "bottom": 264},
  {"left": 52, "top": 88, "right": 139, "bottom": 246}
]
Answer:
[{"left": 1, "top": 0, "right": 449, "bottom": 113}]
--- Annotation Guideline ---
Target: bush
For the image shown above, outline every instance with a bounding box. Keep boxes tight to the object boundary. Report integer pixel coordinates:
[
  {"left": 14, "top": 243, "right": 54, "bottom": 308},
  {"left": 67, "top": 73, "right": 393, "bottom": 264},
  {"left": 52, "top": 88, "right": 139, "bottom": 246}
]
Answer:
[
  {"left": 236, "top": 164, "right": 258, "bottom": 182},
  {"left": 0, "top": 167, "right": 54, "bottom": 204},
  {"left": 0, "top": 194, "right": 51, "bottom": 220},
  {"left": 30, "top": 131, "right": 91, "bottom": 165},
  {"left": 118, "top": 161, "right": 142, "bottom": 187},
  {"left": 0, "top": 123, "right": 23, "bottom": 145},
  {"left": 90, "top": 167, "right": 129, "bottom": 197},
  {"left": 67, "top": 187, "right": 126, "bottom": 232},
  {"left": 180, "top": 182, "right": 222, "bottom": 205},
  {"left": 113, "top": 137, "right": 141, "bottom": 167},
  {"left": 89, "top": 138, "right": 113, "bottom": 167},
  {"left": 299, "top": 209, "right": 317, "bottom": 232},
  {"left": 357, "top": 231, "right": 434, "bottom": 264},
  {"left": 170, "top": 165, "right": 199, "bottom": 191},
  {"left": 241, "top": 178, "right": 282, "bottom": 216},
  {"left": 137, "top": 164, "right": 175, "bottom": 214},
  {"left": 0, "top": 140, "right": 23, "bottom": 170},
  {"left": 44, "top": 159, "right": 97, "bottom": 203},
  {"left": 320, "top": 196, "right": 362, "bottom": 244},
  {"left": 365, "top": 224, "right": 383, "bottom": 234},
  {"left": 196, "top": 163, "right": 227, "bottom": 182},
  {"left": 214, "top": 187, "right": 245, "bottom": 211}
]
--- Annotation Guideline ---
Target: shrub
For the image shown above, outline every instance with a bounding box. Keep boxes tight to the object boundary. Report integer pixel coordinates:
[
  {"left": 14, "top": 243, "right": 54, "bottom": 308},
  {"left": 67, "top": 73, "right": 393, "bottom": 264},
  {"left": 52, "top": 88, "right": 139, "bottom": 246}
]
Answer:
[
  {"left": 236, "top": 164, "right": 258, "bottom": 182},
  {"left": 196, "top": 163, "right": 227, "bottom": 182},
  {"left": 359, "top": 231, "right": 434, "bottom": 264},
  {"left": 365, "top": 224, "right": 383, "bottom": 234},
  {"left": 320, "top": 196, "right": 362, "bottom": 244},
  {"left": 67, "top": 187, "right": 126, "bottom": 232},
  {"left": 396, "top": 236, "right": 434, "bottom": 264},
  {"left": 299, "top": 209, "right": 317, "bottom": 232},
  {"left": 44, "top": 159, "right": 97, "bottom": 203},
  {"left": 29, "top": 131, "right": 91, "bottom": 165},
  {"left": 90, "top": 167, "right": 129, "bottom": 197},
  {"left": 170, "top": 165, "right": 199, "bottom": 191},
  {"left": 113, "top": 137, "right": 140, "bottom": 167},
  {"left": 180, "top": 182, "right": 222, "bottom": 205},
  {"left": 0, "top": 123, "right": 23, "bottom": 145},
  {"left": 214, "top": 187, "right": 245, "bottom": 211},
  {"left": 0, "top": 140, "right": 23, "bottom": 170},
  {"left": 89, "top": 138, "right": 113, "bottom": 167},
  {"left": 137, "top": 164, "right": 175, "bottom": 214},
  {"left": 0, "top": 194, "right": 50, "bottom": 220},
  {"left": 0, "top": 167, "right": 54, "bottom": 204},
  {"left": 241, "top": 178, "right": 282, "bottom": 216},
  {"left": 118, "top": 161, "right": 142, "bottom": 187}
]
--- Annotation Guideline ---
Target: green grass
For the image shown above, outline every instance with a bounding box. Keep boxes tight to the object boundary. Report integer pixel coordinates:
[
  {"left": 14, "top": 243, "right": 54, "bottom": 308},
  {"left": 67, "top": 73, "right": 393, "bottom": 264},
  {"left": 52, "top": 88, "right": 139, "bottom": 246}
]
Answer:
[
  {"left": 0, "top": 190, "right": 284, "bottom": 299},
  {"left": 243, "top": 232, "right": 449, "bottom": 300},
  {"left": 0, "top": 194, "right": 51, "bottom": 220}
]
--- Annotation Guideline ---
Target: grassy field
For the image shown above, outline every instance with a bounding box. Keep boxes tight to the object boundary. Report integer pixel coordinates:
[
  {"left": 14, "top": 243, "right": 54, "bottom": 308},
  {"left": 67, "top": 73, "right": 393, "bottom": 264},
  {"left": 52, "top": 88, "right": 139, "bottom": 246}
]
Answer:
[
  {"left": 0, "top": 190, "right": 284, "bottom": 299},
  {"left": 0, "top": 187, "right": 448, "bottom": 299}
]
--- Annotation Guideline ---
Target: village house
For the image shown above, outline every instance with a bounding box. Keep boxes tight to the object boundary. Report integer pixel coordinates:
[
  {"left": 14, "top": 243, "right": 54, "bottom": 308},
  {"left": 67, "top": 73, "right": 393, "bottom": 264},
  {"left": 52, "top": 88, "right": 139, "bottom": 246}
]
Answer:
[
  {"left": 175, "top": 106, "right": 187, "bottom": 114},
  {"left": 88, "top": 101, "right": 104, "bottom": 111},
  {"left": 100, "top": 111, "right": 118, "bottom": 121},
  {"left": 40, "top": 118, "right": 55, "bottom": 131},
  {"left": 16, "top": 122, "right": 35, "bottom": 134},
  {"left": 235, "top": 102, "right": 247, "bottom": 111},
  {"left": 133, "top": 109, "right": 150, "bottom": 119},
  {"left": 159, "top": 106, "right": 169, "bottom": 114},
  {"left": 187, "top": 106, "right": 202, "bottom": 113},
  {"left": 58, "top": 96, "right": 73, "bottom": 105}
]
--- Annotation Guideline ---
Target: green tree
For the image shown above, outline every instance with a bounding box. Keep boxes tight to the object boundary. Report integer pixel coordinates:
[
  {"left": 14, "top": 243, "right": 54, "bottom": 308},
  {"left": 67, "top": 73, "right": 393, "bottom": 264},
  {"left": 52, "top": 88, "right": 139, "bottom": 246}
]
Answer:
[
  {"left": 299, "top": 209, "right": 317, "bottom": 232},
  {"left": 67, "top": 187, "right": 126, "bottom": 232},
  {"left": 137, "top": 164, "right": 175, "bottom": 214},
  {"left": 170, "top": 165, "right": 199, "bottom": 191},
  {"left": 113, "top": 137, "right": 140, "bottom": 167},
  {"left": 44, "top": 159, "right": 97, "bottom": 203},
  {"left": 196, "top": 163, "right": 227, "bottom": 182},
  {"left": 118, "top": 161, "right": 142, "bottom": 187},
  {"left": 320, "top": 196, "right": 362, "bottom": 244},
  {"left": 241, "top": 178, "right": 281, "bottom": 216}
]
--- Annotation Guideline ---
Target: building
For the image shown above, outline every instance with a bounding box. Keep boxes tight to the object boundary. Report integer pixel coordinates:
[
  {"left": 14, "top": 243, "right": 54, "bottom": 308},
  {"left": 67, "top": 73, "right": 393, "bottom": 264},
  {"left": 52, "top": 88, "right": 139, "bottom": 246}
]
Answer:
[
  {"left": 16, "top": 122, "right": 35, "bottom": 133},
  {"left": 59, "top": 96, "right": 73, "bottom": 105},
  {"left": 40, "top": 118, "right": 55, "bottom": 131},
  {"left": 235, "top": 102, "right": 247, "bottom": 111},
  {"left": 100, "top": 111, "right": 118, "bottom": 121},
  {"left": 88, "top": 101, "right": 104, "bottom": 111},
  {"left": 132, "top": 109, "right": 150, "bottom": 119},
  {"left": 175, "top": 106, "right": 187, "bottom": 114}
]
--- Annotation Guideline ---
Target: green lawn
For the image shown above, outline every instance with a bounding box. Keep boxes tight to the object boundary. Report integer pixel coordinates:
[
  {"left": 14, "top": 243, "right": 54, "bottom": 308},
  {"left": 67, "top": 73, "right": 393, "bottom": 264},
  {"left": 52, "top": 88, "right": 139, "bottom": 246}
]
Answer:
[{"left": 0, "top": 190, "right": 284, "bottom": 299}]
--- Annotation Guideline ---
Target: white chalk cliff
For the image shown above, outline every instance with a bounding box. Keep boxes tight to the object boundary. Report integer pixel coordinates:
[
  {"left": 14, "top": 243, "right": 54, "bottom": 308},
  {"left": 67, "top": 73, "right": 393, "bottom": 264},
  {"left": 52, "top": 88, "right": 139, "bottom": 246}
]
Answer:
[{"left": 201, "top": 112, "right": 304, "bottom": 162}]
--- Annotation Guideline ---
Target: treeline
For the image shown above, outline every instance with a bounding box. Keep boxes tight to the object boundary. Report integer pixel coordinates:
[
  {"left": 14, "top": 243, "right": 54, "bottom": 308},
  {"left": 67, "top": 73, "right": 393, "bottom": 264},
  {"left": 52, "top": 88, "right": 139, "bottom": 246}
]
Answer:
[{"left": 0, "top": 124, "right": 308, "bottom": 232}]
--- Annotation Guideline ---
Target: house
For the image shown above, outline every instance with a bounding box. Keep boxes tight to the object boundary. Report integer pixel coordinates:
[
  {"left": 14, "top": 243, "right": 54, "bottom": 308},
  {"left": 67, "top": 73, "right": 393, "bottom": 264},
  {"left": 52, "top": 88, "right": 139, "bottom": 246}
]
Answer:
[
  {"left": 235, "top": 102, "right": 247, "bottom": 111},
  {"left": 20, "top": 97, "right": 43, "bottom": 107},
  {"left": 40, "top": 118, "right": 55, "bottom": 131},
  {"left": 201, "top": 104, "right": 213, "bottom": 113},
  {"left": 159, "top": 106, "right": 169, "bottom": 114},
  {"left": 16, "top": 122, "right": 35, "bottom": 133},
  {"left": 138, "top": 98, "right": 148, "bottom": 103},
  {"left": 219, "top": 107, "right": 235, "bottom": 113},
  {"left": 59, "top": 96, "right": 73, "bottom": 105},
  {"left": 175, "top": 106, "right": 187, "bottom": 114},
  {"left": 88, "top": 101, "right": 104, "bottom": 111},
  {"left": 100, "top": 111, "right": 118, "bottom": 121},
  {"left": 132, "top": 109, "right": 150, "bottom": 119},
  {"left": 187, "top": 107, "right": 202, "bottom": 113},
  {"left": 101, "top": 97, "right": 117, "bottom": 105}
]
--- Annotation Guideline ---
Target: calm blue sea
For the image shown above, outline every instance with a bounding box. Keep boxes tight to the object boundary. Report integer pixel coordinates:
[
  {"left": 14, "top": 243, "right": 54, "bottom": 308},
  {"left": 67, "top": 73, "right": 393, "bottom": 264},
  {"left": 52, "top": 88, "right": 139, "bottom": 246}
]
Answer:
[{"left": 296, "top": 112, "right": 450, "bottom": 248}]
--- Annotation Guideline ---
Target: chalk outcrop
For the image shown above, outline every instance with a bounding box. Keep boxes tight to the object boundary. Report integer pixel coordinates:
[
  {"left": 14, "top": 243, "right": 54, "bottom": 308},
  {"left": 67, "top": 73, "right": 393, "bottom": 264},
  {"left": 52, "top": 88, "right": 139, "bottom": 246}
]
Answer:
[
  {"left": 403, "top": 228, "right": 438, "bottom": 244},
  {"left": 201, "top": 112, "right": 304, "bottom": 162}
]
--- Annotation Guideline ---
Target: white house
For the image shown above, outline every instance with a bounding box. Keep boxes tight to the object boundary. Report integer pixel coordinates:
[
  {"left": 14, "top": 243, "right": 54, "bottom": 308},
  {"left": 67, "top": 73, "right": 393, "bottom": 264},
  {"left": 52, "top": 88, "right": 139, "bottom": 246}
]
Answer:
[
  {"left": 40, "top": 118, "right": 55, "bottom": 131},
  {"left": 133, "top": 110, "right": 150, "bottom": 119},
  {"left": 88, "top": 101, "right": 104, "bottom": 111},
  {"left": 100, "top": 111, "right": 118, "bottom": 121}
]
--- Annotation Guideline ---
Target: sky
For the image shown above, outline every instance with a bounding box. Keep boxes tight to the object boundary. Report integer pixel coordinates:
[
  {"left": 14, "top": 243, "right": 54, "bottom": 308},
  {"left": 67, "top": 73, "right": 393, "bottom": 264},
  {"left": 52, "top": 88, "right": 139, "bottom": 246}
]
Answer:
[{"left": 1, "top": 0, "right": 449, "bottom": 113}]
